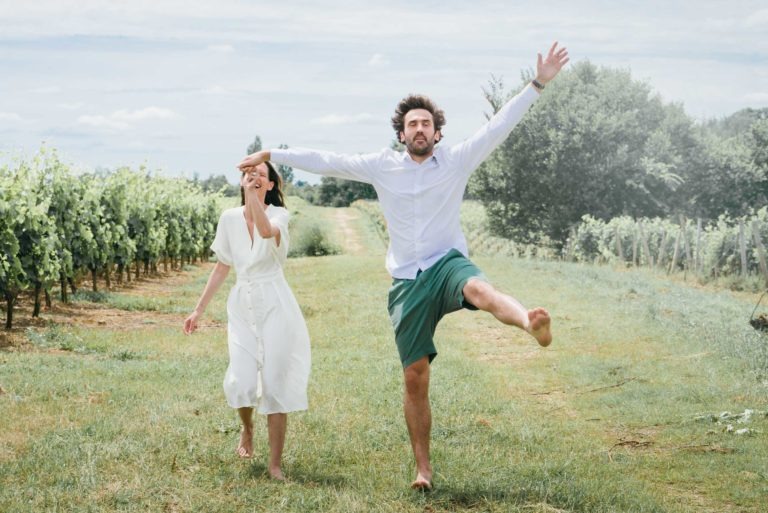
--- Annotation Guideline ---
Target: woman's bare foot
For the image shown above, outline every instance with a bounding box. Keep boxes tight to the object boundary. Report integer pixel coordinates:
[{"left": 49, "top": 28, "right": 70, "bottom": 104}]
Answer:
[
  {"left": 237, "top": 427, "right": 254, "bottom": 458},
  {"left": 527, "top": 307, "right": 552, "bottom": 347},
  {"left": 410, "top": 471, "right": 432, "bottom": 491},
  {"left": 269, "top": 466, "right": 285, "bottom": 481}
]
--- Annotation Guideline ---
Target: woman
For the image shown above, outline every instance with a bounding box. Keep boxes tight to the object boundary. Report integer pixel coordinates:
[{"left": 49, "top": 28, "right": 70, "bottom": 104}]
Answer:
[{"left": 183, "top": 162, "right": 310, "bottom": 480}]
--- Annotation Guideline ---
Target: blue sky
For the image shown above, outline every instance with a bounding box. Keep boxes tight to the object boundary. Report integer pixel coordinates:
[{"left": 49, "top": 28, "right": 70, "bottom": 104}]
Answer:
[{"left": 1, "top": 0, "right": 767, "bottom": 184}]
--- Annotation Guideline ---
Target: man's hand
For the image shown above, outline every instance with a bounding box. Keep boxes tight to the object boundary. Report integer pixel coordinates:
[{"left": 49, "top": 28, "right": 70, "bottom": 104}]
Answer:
[
  {"left": 536, "top": 42, "right": 569, "bottom": 85},
  {"left": 238, "top": 150, "right": 270, "bottom": 174}
]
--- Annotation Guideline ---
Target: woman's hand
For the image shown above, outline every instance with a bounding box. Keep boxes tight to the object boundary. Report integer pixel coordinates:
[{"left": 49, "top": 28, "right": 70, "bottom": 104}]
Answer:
[
  {"left": 183, "top": 310, "right": 201, "bottom": 335},
  {"left": 240, "top": 171, "right": 258, "bottom": 190}
]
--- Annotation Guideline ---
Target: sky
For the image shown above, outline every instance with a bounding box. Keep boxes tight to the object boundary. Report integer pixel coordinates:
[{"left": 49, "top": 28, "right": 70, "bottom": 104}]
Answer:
[{"left": 1, "top": 1, "right": 767, "bottom": 184}]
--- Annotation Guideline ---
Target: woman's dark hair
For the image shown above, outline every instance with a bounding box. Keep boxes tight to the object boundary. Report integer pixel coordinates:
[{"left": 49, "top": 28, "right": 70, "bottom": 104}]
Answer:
[
  {"left": 391, "top": 94, "right": 446, "bottom": 138},
  {"left": 240, "top": 161, "right": 286, "bottom": 207}
]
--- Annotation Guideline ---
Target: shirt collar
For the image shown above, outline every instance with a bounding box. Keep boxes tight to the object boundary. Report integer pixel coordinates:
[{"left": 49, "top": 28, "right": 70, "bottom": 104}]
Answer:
[{"left": 401, "top": 146, "right": 442, "bottom": 165}]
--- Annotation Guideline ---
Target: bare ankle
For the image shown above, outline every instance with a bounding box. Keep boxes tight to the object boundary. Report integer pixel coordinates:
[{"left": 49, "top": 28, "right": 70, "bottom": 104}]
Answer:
[{"left": 269, "top": 466, "right": 285, "bottom": 480}]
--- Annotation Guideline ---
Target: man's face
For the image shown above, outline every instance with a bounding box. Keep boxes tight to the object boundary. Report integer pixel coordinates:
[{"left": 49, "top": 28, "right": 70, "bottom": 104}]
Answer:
[{"left": 400, "top": 108, "right": 440, "bottom": 157}]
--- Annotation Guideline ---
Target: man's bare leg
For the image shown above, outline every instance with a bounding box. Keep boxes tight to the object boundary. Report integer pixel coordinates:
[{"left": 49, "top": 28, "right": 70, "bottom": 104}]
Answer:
[
  {"left": 267, "top": 413, "right": 287, "bottom": 480},
  {"left": 237, "top": 407, "right": 254, "bottom": 458},
  {"left": 463, "top": 278, "right": 552, "bottom": 347},
  {"left": 403, "top": 356, "right": 433, "bottom": 489}
]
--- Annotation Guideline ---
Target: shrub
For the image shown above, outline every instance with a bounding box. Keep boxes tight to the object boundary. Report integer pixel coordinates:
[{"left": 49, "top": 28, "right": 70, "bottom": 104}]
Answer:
[{"left": 288, "top": 221, "right": 340, "bottom": 257}]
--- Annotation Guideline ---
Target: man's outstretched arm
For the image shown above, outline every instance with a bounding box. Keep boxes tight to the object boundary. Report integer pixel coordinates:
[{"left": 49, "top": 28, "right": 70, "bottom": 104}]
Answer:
[
  {"left": 452, "top": 42, "right": 569, "bottom": 174},
  {"left": 238, "top": 147, "right": 376, "bottom": 184}
]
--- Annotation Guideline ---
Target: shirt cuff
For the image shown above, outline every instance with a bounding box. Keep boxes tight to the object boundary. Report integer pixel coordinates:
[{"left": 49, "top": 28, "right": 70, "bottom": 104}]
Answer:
[
  {"left": 270, "top": 147, "right": 289, "bottom": 163},
  {"left": 523, "top": 82, "right": 541, "bottom": 98}
]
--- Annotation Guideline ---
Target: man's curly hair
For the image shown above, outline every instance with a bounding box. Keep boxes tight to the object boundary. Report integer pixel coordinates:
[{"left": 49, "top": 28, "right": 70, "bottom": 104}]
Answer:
[{"left": 391, "top": 94, "right": 446, "bottom": 138}]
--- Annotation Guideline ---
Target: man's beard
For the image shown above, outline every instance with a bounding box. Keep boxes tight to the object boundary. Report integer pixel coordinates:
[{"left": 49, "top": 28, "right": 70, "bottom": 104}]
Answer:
[{"left": 406, "top": 136, "right": 435, "bottom": 157}]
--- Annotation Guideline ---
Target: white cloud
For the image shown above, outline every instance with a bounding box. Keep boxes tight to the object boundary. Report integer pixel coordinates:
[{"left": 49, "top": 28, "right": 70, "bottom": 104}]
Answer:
[
  {"left": 111, "top": 107, "right": 177, "bottom": 122},
  {"left": 368, "top": 53, "right": 390, "bottom": 67},
  {"left": 76, "top": 107, "right": 177, "bottom": 131},
  {"left": 207, "top": 44, "right": 234, "bottom": 53},
  {"left": 0, "top": 112, "right": 24, "bottom": 122},
  {"left": 201, "top": 85, "right": 236, "bottom": 95},
  {"left": 310, "top": 113, "right": 376, "bottom": 125},
  {"left": 744, "top": 92, "right": 768, "bottom": 104},
  {"left": 30, "top": 85, "right": 61, "bottom": 94},
  {"left": 58, "top": 102, "right": 85, "bottom": 110},
  {"left": 76, "top": 115, "right": 130, "bottom": 131},
  {"left": 744, "top": 8, "right": 768, "bottom": 27}
]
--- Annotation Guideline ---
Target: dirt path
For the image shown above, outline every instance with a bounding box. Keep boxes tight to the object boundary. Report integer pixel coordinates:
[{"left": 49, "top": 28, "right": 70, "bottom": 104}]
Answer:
[{"left": 333, "top": 208, "right": 366, "bottom": 256}]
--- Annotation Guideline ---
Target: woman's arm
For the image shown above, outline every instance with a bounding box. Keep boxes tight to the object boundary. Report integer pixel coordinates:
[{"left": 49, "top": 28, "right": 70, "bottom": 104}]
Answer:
[
  {"left": 183, "top": 261, "right": 231, "bottom": 334},
  {"left": 245, "top": 194, "right": 281, "bottom": 246}
]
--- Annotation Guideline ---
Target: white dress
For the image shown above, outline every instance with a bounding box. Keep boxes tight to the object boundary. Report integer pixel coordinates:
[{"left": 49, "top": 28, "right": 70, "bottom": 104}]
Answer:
[{"left": 210, "top": 205, "right": 311, "bottom": 414}]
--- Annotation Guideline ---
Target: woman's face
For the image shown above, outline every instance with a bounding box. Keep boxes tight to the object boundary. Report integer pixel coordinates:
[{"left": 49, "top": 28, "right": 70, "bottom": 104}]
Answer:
[{"left": 241, "top": 163, "right": 274, "bottom": 195}]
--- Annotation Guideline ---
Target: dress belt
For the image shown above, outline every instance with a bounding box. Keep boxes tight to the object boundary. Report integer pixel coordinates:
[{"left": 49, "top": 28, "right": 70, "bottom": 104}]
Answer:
[{"left": 235, "top": 269, "right": 284, "bottom": 287}]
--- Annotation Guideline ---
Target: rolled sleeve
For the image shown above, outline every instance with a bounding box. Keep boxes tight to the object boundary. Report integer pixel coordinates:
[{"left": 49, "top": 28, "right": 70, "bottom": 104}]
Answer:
[{"left": 210, "top": 213, "right": 233, "bottom": 266}]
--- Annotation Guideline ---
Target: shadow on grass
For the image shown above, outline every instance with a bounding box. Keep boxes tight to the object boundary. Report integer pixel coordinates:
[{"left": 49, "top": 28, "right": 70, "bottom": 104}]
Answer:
[
  {"left": 417, "top": 483, "right": 540, "bottom": 511},
  {"left": 414, "top": 478, "right": 663, "bottom": 513},
  {"left": 245, "top": 461, "right": 350, "bottom": 488}
]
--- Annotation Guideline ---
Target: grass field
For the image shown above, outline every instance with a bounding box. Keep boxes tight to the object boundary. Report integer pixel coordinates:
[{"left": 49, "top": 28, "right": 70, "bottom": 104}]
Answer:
[{"left": 1, "top": 202, "right": 767, "bottom": 512}]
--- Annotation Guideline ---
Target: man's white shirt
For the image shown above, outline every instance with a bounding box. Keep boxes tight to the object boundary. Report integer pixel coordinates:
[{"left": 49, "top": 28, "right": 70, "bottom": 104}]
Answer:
[{"left": 271, "top": 84, "right": 540, "bottom": 279}]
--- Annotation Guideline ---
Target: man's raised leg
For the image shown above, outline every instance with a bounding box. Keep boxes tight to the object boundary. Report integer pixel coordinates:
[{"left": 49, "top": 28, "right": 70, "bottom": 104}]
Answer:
[
  {"left": 403, "top": 356, "right": 433, "bottom": 489},
  {"left": 462, "top": 278, "right": 552, "bottom": 347}
]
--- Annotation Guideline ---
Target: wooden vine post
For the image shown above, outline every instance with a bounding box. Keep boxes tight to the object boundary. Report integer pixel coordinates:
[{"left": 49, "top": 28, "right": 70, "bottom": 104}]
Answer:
[
  {"left": 669, "top": 221, "right": 682, "bottom": 275},
  {"left": 739, "top": 220, "right": 748, "bottom": 278},
  {"left": 657, "top": 228, "right": 668, "bottom": 270},
  {"left": 752, "top": 220, "right": 768, "bottom": 287},
  {"left": 639, "top": 222, "right": 653, "bottom": 267}
]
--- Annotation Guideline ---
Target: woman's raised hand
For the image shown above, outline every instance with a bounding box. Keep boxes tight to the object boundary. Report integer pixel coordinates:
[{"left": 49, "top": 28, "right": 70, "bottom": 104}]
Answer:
[{"left": 240, "top": 171, "right": 259, "bottom": 190}]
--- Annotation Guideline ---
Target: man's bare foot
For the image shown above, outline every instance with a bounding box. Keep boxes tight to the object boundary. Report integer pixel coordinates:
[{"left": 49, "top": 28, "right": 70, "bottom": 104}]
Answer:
[
  {"left": 237, "top": 427, "right": 254, "bottom": 458},
  {"left": 410, "top": 471, "right": 432, "bottom": 491},
  {"left": 527, "top": 307, "right": 552, "bottom": 347},
  {"left": 269, "top": 466, "right": 285, "bottom": 481}
]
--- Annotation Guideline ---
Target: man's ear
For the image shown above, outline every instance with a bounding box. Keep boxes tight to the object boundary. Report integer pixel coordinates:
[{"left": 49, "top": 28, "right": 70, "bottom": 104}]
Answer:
[
  {"left": 435, "top": 130, "right": 442, "bottom": 142},
  {"left": 399, "top": 131, "right": 405, "bottom": 143}
]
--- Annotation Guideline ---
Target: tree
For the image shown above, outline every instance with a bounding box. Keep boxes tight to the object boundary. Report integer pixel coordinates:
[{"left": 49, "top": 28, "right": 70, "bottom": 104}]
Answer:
[
  {"left": 247, "top": 135, "right": 262, "bottom": 155},
  {"left": 705, "top": 107, "right": 768, "bottom": 139},
  {"left": 313, "top": 177, "right": 377, "bottom": 207},
  {"left": 680, "top": 130, "right": 764, "bottom": 218},
  {"left": 470, "top": 61, "right": 700, "bottom": 246},
  {"left": 197, "top": 174, "right": 239, "bottom": 196}
]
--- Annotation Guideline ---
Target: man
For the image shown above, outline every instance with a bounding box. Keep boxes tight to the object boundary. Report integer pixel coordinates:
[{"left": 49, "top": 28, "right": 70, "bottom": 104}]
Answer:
[{"left": 238, "top": 42, "right": 568, "bottom": 490}]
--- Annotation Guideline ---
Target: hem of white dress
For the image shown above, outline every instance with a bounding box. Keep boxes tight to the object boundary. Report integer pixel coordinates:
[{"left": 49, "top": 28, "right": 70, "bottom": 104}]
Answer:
[{"left": 226, "top": 403, "right": 309, "bottom": 415}]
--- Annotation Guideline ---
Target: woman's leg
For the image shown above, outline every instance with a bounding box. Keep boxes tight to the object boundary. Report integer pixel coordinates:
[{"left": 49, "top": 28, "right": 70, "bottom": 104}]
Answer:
[
  {"left": 237, "top": 407, "right": 254, "bottom": 458},
  {"left": 267, "top": 413, "right": 287, "bottom": 480}
]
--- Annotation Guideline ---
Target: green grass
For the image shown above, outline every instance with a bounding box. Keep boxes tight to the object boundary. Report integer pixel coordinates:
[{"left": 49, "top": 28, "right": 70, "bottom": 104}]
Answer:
[{"left": 2, "top": 205, "right": 768, "bottom": 512}]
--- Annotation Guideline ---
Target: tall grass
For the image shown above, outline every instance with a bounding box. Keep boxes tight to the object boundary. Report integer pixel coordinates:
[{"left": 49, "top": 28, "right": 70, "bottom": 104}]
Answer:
[{"left": 2, "top": 207, "right": 767, "bottom": 512}]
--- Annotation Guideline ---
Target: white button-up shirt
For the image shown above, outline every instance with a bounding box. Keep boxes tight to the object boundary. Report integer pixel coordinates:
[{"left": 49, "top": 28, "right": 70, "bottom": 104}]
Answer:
[{"left": 271, "top": 84, "right": 540, "bottom": 279}]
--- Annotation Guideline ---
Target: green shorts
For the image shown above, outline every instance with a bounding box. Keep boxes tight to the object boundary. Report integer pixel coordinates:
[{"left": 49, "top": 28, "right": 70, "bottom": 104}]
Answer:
[{"left": 387, "top": 249, "right": 486, "bottom": 368}]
